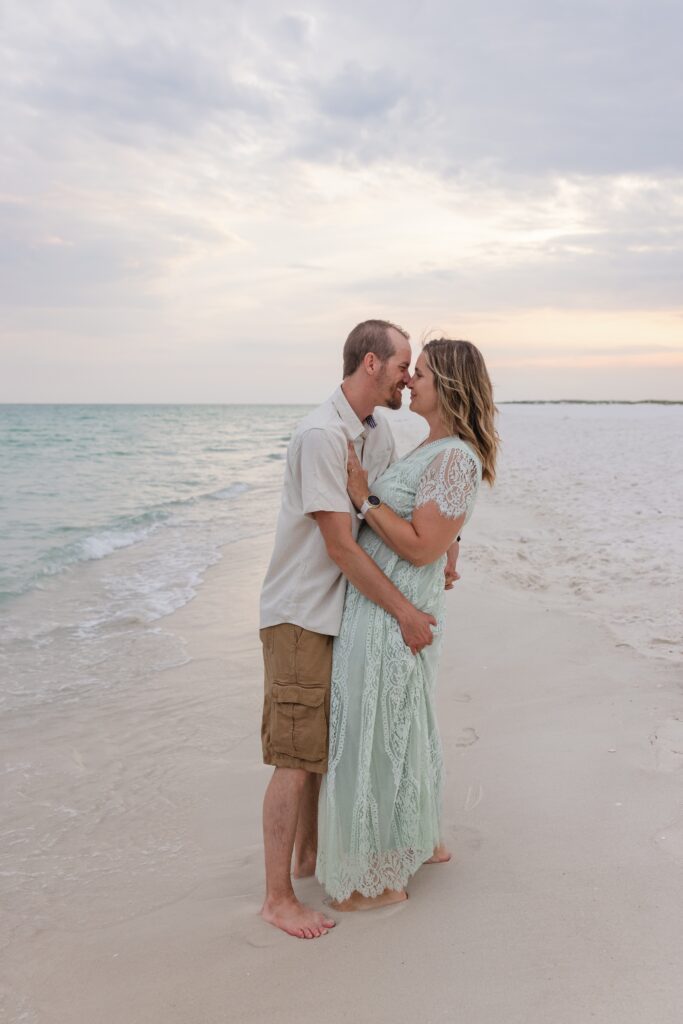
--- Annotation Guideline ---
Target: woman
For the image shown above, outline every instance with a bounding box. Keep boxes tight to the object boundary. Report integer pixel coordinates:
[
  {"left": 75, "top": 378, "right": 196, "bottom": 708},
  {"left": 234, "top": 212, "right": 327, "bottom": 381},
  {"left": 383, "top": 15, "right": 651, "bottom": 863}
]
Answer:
[{"left": 316, "top": 338, "right": 498, "bottom": 910}]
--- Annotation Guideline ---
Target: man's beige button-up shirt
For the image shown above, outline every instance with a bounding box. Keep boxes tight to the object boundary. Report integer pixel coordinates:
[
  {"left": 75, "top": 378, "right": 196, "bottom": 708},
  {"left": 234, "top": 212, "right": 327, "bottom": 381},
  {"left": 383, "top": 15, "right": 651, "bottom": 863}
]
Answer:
[{"left": 259, "top": 386, "right": 397, "bottom": 637}]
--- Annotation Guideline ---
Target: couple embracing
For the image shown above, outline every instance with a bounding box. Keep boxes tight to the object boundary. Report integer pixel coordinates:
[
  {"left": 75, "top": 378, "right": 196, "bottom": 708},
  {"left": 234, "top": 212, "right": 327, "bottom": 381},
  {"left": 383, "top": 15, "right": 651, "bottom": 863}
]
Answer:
[{"left": 259, "top": 319, "right": 498, "bottom": 939}]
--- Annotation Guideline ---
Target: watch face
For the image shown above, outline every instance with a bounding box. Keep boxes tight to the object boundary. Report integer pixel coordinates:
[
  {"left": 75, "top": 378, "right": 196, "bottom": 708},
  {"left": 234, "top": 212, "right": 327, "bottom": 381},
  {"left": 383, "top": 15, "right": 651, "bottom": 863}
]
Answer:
[{"left": 368, "top": 495, "right": 381, "bottom": 507}]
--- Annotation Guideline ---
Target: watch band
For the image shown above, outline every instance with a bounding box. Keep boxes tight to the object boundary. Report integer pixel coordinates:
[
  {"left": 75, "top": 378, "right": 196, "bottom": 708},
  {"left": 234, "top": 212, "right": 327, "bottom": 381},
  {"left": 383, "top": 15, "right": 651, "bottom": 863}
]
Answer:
[{"left": 357, "top": 495, "right": 382, "bottom": 520}]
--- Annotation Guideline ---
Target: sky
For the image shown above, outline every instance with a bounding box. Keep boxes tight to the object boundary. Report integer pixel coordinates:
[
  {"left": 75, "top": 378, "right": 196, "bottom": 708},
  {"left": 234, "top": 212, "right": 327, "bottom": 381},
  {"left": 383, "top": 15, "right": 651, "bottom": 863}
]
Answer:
[{"left": 1, "top": 0, "right": 682, "bottom": 403}]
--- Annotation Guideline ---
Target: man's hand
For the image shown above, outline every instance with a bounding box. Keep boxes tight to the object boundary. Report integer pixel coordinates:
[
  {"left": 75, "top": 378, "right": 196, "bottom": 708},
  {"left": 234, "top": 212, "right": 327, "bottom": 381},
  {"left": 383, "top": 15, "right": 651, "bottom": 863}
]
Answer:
[
  {"left": 444, "top": 540, "right": 460, "bottom": 590},
  {"left": 397, "top": 605, "right": 437, "bottom": 656},
  {"left": 313, "top": 510, "right": 437, "bottom": 656}
]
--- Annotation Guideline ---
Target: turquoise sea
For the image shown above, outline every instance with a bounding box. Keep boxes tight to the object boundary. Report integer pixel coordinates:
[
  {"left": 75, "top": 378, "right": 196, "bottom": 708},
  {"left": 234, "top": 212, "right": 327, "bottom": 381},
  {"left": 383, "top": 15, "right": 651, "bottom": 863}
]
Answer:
[
  {"left": 2, "top": 401, "right": 681, "bottom": 720},
  {"left": 0, "top": 404, "right": 310, "bottom": 711}
]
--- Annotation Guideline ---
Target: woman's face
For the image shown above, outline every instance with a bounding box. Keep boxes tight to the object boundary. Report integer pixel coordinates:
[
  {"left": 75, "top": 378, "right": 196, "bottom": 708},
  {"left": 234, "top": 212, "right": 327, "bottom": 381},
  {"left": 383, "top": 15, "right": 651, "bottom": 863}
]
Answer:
[{"left": 408, "top": 352, "right": 439, "bottom": 418}]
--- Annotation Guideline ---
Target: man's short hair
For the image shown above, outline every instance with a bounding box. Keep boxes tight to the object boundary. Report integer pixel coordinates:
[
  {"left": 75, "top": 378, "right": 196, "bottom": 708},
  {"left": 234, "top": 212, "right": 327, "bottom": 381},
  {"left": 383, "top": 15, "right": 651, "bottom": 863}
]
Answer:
[{"left": 342, "top": 319, "right": 409, "bottom": 378}]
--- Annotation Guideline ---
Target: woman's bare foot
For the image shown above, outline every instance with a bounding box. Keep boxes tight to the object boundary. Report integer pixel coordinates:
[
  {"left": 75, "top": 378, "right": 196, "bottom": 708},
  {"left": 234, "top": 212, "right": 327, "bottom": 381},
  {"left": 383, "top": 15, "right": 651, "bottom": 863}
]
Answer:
[
  {"left": 260, "top": 896, "right": 335, "bottom": 938},
  {"left": 330, "top": 888, "right": 408, "bottom": 912},
  {"left": 425, "top": 843, "right": 452, "bottom": 864}
]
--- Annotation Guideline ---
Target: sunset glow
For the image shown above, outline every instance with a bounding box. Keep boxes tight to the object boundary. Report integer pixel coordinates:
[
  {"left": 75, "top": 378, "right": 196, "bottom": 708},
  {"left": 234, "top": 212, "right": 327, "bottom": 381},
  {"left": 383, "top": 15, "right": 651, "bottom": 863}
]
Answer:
[{"left": 1, "top": 2, "right": 681, "bottom": 402}]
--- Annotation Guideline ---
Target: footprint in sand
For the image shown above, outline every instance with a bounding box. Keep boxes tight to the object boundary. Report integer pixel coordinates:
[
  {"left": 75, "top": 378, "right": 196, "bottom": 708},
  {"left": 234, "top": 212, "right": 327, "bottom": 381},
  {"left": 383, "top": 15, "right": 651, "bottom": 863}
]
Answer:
[
  {"left": 456, "top": 727, "right": 479, "bottom": 748},
  {"left": 649, "top": 717, "right": 683, "bottom": 772},
  {"left": 464, "top": 783, "right": 484, "bottom": 812},
  {"left": 448, "top": 822, "right": 483, "bottom": 849}
]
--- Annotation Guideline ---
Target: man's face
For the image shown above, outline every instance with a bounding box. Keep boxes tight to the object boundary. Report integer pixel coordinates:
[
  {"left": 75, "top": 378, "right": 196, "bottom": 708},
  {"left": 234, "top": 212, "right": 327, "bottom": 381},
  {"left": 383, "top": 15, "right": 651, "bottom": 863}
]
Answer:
[{"left": 376, "top": 330, "right": 412, "bottom": 410}]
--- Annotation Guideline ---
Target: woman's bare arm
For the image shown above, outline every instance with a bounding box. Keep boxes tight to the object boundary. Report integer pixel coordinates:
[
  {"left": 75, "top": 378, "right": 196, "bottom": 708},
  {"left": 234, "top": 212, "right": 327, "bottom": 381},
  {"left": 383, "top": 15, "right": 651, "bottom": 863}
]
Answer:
[{"left": 347, "top": 443, "right": 464, "bottom": 567}]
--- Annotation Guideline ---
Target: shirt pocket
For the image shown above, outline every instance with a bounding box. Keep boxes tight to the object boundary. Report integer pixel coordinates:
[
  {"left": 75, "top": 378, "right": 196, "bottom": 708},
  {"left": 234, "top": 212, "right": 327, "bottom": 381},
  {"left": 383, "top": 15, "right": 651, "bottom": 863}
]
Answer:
[{"left": 270, "top": 682, "right": 327, "bottom": 762}]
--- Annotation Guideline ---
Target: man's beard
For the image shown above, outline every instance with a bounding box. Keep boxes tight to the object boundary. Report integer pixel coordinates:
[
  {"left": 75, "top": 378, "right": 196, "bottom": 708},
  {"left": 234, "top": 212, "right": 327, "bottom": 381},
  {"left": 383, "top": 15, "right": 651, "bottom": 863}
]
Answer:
[{"left": 378, "top": 368, "right": 403, "bottom": 410}]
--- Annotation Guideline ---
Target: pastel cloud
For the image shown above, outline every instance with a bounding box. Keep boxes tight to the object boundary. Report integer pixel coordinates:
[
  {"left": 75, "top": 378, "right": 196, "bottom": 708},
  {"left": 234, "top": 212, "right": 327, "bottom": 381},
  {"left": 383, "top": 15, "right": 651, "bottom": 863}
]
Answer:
[{"left": 1, "top": 0, "right": 681, "bottom": 401}]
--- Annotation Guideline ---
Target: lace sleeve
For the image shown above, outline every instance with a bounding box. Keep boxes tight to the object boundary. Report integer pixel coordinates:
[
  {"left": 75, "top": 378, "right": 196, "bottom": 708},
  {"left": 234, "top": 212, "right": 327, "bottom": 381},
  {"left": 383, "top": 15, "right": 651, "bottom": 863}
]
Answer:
[{"left": 414, "top": 447, "right": 479, "bottom": 520}]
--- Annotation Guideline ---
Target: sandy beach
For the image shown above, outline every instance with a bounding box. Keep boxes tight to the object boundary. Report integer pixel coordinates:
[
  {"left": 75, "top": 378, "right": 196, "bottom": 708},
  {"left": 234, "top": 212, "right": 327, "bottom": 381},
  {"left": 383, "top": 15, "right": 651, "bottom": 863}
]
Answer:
[{"left": 2, "top": 405, "right": 682, "bottom": 1023}]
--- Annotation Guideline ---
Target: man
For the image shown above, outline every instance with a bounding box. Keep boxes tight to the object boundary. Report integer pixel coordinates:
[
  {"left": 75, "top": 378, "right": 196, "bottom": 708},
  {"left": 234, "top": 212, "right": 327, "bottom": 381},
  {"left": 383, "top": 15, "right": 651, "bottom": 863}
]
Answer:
[{"left": 259, "top": 320, "right": 450, "bottom": 940}]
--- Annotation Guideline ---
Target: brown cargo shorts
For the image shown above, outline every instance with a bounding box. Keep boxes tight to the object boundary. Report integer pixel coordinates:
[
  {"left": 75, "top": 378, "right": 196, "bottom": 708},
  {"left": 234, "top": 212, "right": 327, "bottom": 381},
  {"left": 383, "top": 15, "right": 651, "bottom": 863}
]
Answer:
[{"left": 259, "top": 623, "right": 333, "bottom": 774}]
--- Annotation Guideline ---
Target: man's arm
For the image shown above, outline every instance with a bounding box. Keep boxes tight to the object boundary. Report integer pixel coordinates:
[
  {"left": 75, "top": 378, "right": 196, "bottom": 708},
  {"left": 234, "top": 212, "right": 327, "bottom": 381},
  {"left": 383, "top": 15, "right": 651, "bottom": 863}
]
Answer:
[{"left": 313, "top": 511, "right": 436, "bottom": 656}]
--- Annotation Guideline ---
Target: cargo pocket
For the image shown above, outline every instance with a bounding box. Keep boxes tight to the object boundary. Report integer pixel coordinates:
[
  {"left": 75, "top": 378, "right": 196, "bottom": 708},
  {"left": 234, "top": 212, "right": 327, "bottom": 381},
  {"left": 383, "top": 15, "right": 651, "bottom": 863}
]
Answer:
[{"left": 270, "top": 682, "right": 327, "bottom": 762}]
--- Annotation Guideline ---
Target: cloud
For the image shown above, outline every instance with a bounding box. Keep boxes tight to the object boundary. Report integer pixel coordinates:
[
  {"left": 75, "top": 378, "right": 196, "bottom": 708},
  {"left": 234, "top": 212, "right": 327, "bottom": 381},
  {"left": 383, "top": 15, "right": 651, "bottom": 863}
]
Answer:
[
  {"left": 5, "top": 2, "right": 683, "bottom": 175},
  {"left": 1, "top": 0, "right": 682, "bottom": 400},
  {"left": 316, "top": 63, "right": 407, "bottom": 120},
  {"left": 6, "top": 13, "right": 272, "bottom": 150},
  {"left": 275, "top": 13, "right": 315, "bottom": 49}
]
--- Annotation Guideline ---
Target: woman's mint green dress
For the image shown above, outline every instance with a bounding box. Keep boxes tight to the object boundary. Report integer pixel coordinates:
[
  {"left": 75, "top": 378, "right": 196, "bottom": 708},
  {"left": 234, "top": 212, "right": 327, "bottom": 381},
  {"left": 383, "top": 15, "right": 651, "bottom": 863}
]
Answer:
[{"left": 316, "top": 437, "right": 482, "bottom": 902}]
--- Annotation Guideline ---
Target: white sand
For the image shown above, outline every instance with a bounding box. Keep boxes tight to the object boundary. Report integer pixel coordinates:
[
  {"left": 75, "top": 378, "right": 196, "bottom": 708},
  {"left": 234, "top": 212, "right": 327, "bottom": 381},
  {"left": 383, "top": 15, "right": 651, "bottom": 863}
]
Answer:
[
  {"left": 5, "top": 529, "right": 682, "bottom": 1023},
  {"left": 4, "top": 406, "right": 683, "bottom": 1023}
]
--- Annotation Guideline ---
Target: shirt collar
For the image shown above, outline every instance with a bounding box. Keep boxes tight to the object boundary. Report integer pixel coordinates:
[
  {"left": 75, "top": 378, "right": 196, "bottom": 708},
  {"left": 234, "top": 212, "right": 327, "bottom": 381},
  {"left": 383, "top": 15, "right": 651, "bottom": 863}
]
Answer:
[{"left": 331, "top": 385, "right": 376, "bottom": 440}]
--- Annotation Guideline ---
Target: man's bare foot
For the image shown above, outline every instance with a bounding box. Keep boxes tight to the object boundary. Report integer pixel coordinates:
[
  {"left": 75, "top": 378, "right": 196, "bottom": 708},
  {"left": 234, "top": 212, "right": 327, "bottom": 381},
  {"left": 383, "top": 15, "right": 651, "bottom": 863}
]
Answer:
[
  {"left": 330, "top": 888, "right": 408, "bottom": 912},
  {"left": 292, "top": 856, "right": 317, "bottom": 879},
  {"left": 425, "top": 843, "right": 452, "bottom": 864},
  {"left": 260, "top": 896, "right": 335, "bottom": 939}
]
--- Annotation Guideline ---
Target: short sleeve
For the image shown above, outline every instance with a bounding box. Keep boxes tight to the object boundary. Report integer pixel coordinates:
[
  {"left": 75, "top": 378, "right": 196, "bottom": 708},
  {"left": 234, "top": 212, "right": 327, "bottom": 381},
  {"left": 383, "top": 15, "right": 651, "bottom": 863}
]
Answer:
[
  {"left": 414, "top": 447, "right": 479, "bottom": 520},
  {"left": 385, "top": 425, "right": 398, "bottom": 466},
  {"left": 299, "top": 428, "right": 351, "bottom": 516}
]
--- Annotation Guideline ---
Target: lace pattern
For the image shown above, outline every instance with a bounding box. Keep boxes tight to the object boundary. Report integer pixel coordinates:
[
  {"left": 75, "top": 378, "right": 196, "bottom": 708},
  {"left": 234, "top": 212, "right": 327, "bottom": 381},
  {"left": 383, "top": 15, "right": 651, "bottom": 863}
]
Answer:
[
  {"left": 414, "top": 445, "right": 479, "bottom": 520},
  {"left": 317, "top": 438, "right": 482, "bottom": 902}
]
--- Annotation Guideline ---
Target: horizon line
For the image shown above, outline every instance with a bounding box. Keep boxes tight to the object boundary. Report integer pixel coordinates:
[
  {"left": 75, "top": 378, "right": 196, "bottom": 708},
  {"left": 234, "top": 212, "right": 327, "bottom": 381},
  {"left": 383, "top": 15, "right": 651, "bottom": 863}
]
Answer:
[{"left": 1, "top": 399, "right": 682, "bottom": 408}]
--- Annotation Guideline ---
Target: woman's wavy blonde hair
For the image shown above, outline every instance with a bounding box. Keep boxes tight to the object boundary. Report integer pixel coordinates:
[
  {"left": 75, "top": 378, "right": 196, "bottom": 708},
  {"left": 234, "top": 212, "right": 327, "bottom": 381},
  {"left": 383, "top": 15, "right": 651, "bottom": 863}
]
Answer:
[{"left": 423, "top": 338, "right": 500, "bottom": 484}]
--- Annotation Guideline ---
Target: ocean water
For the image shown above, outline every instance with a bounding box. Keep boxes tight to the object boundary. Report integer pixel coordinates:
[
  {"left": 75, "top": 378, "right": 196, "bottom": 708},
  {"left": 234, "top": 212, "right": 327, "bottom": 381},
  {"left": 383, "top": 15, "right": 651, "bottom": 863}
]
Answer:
[
  {"left": 1, "top": 402, "right": 681, "bottom": 720},
  {"left": 0, "top": 404, "right": 310, "bottom": 713}
]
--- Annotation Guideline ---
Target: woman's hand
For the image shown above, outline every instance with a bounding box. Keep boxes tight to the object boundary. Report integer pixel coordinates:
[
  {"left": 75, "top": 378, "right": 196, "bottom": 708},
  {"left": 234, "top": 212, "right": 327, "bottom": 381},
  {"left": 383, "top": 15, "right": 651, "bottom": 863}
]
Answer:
[
  {"left": 444, "top": 540, "right": 461, "bottom": 589},
  {"left": 346, "top": 441, "right": 370, "bottom": 509}
]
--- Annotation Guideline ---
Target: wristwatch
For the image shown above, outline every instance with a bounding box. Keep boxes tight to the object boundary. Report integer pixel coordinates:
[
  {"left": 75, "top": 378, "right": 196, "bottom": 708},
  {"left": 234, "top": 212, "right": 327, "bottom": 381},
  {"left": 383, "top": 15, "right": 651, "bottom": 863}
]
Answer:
[{"left": 357, "top": 494, "right": 382, "bottom": 520}]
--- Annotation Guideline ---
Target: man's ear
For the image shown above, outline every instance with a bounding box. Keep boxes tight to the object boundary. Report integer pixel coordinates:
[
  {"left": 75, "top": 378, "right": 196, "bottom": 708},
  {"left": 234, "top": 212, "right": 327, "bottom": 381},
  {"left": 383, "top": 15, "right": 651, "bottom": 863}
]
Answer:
[{"left": 362, "top": 351, "right": 378, "bottom": 376}]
